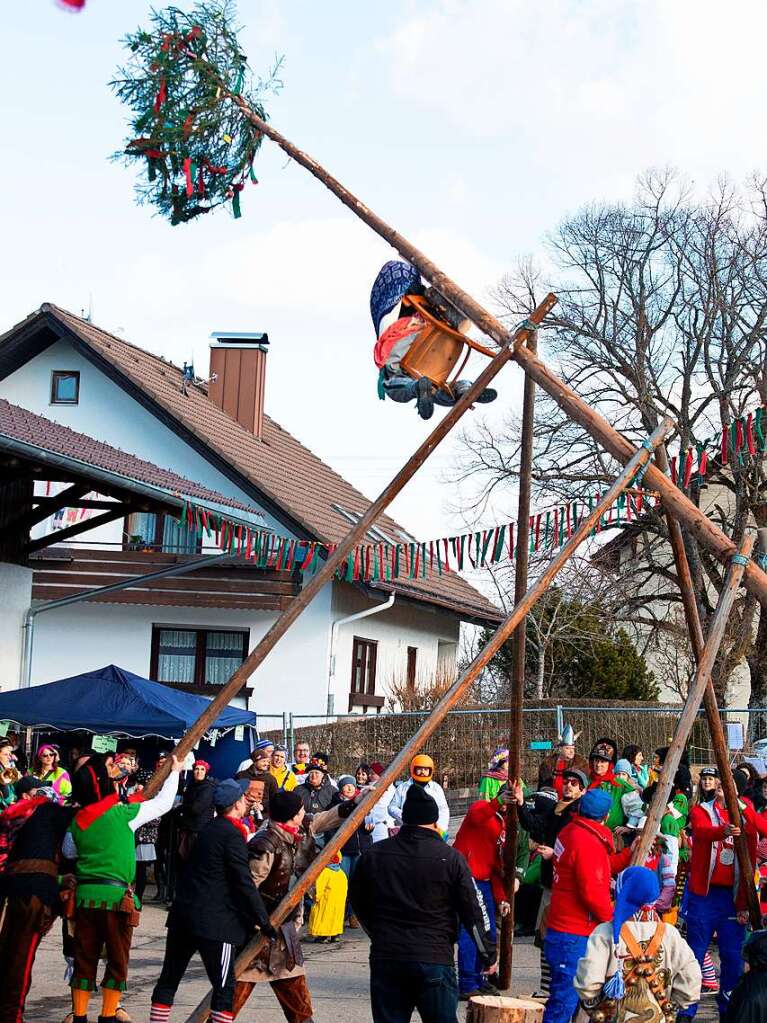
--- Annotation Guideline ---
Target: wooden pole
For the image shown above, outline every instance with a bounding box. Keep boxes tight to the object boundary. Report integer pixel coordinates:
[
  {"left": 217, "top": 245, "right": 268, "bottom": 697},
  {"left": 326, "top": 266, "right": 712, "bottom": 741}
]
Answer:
[
  {"left": 650, "top": 446, "right": 762, "bottom": 927},
  {"left": 467, "top": 995, "right": 544, "bottom": 1023},
  {"left": 184, "top": 419, "right": 674, "bottom": 1023},
  {"left": 499, "top": 331, "right": 537, "bottom": 989},
  {"left": 631, "top": 533, "right": 754, "bottom": 866},
  {"left": 141, "top": 295, "right": 556, "bottom": 798},
  {"left": 225, "top": 99, "right": 767, "bottom": 611}
]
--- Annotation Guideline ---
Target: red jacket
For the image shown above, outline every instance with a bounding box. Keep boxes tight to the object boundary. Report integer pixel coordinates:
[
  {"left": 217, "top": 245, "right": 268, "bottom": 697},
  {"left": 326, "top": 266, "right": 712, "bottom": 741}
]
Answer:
[
  {"left": 547, "top": 816, "right": 615, "bottom": 936},
  {"left": 453, "top": 797, "right": 506, "bottom": 904},
  {"left": 688, "top": 798, "right": 767, "bottom": 909}
]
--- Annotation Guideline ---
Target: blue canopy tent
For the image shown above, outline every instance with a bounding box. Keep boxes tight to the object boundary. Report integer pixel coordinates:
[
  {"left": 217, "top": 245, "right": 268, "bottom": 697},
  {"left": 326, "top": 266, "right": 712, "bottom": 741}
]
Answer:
[{"left": 0, "top": 665, "right": 257, "bottom": 776}]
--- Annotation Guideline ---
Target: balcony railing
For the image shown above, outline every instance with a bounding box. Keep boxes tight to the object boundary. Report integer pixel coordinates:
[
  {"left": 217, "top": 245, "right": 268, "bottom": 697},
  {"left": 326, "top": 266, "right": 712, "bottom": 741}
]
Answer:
[{"left": 30, "top": 546, "right": 301, "bottom": 611}]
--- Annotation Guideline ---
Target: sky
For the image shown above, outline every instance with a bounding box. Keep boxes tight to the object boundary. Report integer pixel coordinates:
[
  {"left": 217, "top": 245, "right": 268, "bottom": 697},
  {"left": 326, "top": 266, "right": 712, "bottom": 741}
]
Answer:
[{"left": 2, "top": 0, "right": 767, "bottom": 550}]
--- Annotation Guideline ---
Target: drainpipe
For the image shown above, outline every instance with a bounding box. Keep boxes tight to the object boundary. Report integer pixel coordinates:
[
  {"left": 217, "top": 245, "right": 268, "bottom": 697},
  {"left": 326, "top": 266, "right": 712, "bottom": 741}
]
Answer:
[
  {"left": 326, "top": 593, "right": 396, "bottom": 717},
  {"left": 20, "top": 552, "right": 234, "bottom": 688}
]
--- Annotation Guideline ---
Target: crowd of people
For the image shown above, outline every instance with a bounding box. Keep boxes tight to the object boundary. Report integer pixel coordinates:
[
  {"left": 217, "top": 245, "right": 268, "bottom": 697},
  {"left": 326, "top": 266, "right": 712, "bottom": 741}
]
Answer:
[{"left": 2, "top": 726, "right": 767, "bottom": 1023}]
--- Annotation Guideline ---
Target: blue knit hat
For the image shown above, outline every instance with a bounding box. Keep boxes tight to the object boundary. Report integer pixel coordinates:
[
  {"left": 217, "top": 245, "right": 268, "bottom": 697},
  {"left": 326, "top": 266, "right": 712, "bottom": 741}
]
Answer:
[
  {"left": 579, "top": 787, "right": 613, "bottom": 820},
  {"left": 601, "top": 866, "right": 661, "bottom": 1001},
  {"left": 370, "top": 260, "right": 421, "bottom": 336},
  {"left": 252, "top": 738, "right": 274, "bottom": 752},
  {"left": 614, "top": 759, "right": 632, "bottom": 775},
  {"left": 612, "top": 866, "right": 660, "bottom": 944}
]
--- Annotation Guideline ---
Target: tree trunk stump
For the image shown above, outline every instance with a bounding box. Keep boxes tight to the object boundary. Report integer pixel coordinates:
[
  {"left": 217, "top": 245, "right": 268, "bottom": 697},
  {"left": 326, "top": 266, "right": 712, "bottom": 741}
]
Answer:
[{"left": 466, "top": 995, "right": 544, "bottom": 1023}]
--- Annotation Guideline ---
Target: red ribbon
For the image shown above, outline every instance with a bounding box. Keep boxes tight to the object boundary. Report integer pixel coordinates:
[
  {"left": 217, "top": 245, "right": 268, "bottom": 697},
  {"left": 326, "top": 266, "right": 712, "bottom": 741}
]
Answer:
[
  {"left": 670, "top": 456, "right": 677, "bottom": 485},
  {"left": 183, "top": 157, "right": 194, "bottom": 198},
  {"left": 747, "top": 413, "right": 757, "bottom": 456},
  {"left": 721, "top": 427, "right": 728, "bottom": 465},
  {"left": 153, "top": 76, "right": 167, "bottom": 114},
  {"left": 683, "top": 448, "right": 694, "bottom": 489}
]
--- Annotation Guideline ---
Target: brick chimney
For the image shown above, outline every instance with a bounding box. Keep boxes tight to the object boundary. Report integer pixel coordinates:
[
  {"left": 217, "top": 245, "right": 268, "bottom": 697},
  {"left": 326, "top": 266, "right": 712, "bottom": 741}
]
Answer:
[{"left": 208, "top": 331, "right": 269, "bottom": 440}]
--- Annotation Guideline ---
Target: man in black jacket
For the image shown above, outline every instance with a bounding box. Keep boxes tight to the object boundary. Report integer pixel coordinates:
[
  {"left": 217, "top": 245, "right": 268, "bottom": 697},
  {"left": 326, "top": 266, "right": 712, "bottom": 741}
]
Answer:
[
  {"left": 350, "top": 784, "right": 496, "bottom": 1023},
  {"left": 149, "top": 779, "right": 276, "bottom": 1023}
]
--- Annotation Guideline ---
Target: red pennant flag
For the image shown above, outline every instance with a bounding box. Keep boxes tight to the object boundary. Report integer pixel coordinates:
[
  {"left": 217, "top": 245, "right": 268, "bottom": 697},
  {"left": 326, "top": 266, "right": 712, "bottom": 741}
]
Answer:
[
  {"left": 534, "top": 514, "right": 542, "bottom": 551},
  {"left": 507, "top": 523, "right": 514, "bottom": 559},
  {"left": 683, "top": 448, "right": 694, "bottom": 489},
  {"left": 442, "top": 538, "right": 451, "bottom": 573},
  {"left": 721, "top": 427, "right": 728, "bottom": 465},
  {"left": 736, "top": 418, "right": 744, "bottom": 453},
  {"left": 747, "top": 413, "right": 757, "bottom": 456},
  {"left": 670, "top": 456, "right": 677, "bottom": 485}
]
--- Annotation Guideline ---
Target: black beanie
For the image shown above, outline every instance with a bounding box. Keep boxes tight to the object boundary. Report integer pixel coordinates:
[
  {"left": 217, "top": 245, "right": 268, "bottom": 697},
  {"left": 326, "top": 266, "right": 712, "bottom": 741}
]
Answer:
[
  {"left": 402, "top": 783, "right": 439, "bottom": 826},
  {"left": 270, "top": 789, "right": 304, "bottom": 823}
]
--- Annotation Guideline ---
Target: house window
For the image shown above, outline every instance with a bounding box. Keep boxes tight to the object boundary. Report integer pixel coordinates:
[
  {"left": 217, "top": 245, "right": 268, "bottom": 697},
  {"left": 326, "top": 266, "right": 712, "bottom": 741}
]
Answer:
[
  {"left": 124, "top": 512, "right": 200, "bottom": 553},
  {"left": 351, "top": 636, "right": 377, "bottom": 695},
  {"left": 150, "top": 626, "right": 248, "bottom": 687},
  {"left": 331, "top": 503, "right": 395, "bottom": 545},
  {"left": 407, "top": 646, "right": 418, "bottom": 690},
  {"left": 50, "top": 371, "right": 80, "bottom": 405}
]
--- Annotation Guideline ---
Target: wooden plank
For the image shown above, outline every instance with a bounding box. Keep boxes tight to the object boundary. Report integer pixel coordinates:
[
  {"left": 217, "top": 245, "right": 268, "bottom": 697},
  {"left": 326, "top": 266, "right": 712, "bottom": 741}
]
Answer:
[
  {"left": 31, "top": 586, "right": 284, "bottom": 611},
  {"left": 41, "top": 547, "right": 294, "bottom": 578},
  {"left": 32, "top": 570, "right": 299, "bottom": 595},
  {"left": 500, "top": 331, "right": 537, "bottom": 990}
]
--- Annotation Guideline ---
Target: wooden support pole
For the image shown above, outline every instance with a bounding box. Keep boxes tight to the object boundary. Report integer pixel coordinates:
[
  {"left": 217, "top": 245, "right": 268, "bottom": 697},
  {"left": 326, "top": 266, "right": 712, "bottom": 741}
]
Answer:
[
  {"left": 141, "top": 294, "right": 556, "bottom": 799},
  {"left": 631, "top": 533, "right": 754, "bottom": 866},
  {"left": 184, "top": 418, "right": 673, "bottom": 1023},
  {"left": 227, "top": 98, "right": 767, "bottom": 608},
  {"left": 499, "top": 331, "right": 537, "bottom": 990},
  {"left": 652, "top": 445, "right": 762, "bottom": 927}
]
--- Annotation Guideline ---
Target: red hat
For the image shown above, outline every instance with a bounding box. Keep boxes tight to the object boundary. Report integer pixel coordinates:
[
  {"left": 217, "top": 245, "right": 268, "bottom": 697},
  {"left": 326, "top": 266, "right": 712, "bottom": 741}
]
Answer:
[
  {"left": 370, "top": 762, "right": 385, "bottom": 776},
  {"left": 193, "top": 759, "right": 211, "bottom": 771}
]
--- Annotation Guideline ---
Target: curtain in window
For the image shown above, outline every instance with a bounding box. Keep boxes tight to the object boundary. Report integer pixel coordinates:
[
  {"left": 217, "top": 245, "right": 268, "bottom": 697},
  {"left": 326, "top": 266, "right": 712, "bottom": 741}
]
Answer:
[
  {"left": 157, "top": 629, "right": 196, "bottom": 684},
  {"left": 205, "top": 631, "right": 245, "bottom": 685},
  {"left": 162, "top": 516, "right": 198, "bottom": 554},
  {"left": 128, "top": 512, "right": 157, "bottom": 546}
]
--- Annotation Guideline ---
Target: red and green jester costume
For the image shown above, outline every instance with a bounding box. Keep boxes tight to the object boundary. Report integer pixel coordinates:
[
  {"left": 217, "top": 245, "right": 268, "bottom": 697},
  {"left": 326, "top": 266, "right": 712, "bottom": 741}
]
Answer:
[{"left": 64, "top": 769, "right": 179, "bottom": 1023}]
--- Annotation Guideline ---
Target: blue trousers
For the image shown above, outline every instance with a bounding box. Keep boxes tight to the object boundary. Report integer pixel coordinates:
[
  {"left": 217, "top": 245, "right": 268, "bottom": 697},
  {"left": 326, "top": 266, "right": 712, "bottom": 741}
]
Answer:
[
  {"left": 457, "top": 879, "right": 497, "bottom": 994},
  {"left": 678, "top": 886, "right": 745, "bottom": 1018},
  {"left": 370, "top": 960, "right": 458, "bottom": 1023},
  {"left": 542, "top": 929, "right": 589, "bottom": 1023}
]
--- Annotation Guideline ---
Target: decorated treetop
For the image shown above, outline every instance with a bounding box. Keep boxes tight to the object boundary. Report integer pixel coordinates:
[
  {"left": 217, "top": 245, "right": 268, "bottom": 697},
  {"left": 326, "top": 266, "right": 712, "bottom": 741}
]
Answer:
[{"left": 111, "top": 0, "right": 281, "bottom": 225}]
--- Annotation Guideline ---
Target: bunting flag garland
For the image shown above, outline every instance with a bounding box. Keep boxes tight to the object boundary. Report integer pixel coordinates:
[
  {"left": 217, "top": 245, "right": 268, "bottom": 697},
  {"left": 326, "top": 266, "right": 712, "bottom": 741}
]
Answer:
[{"left": 173, "top": 404, "right": 767, "bottom": 585}]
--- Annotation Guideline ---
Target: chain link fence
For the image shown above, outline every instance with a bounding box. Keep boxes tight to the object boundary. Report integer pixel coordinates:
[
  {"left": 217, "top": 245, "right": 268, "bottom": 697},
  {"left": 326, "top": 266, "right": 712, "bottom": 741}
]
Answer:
[{"left": 259, "top": 701, "right": 762, "bottom": 790}]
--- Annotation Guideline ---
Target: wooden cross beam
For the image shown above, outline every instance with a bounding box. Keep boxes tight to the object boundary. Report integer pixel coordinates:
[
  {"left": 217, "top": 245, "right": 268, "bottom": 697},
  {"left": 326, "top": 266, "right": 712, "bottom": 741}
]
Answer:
[
  {"left": 3, "top": 483, "right": 89, "bottom": 533},
  {"left": 25, "top": 506, "right": 136, "bottom": 554},
  {"left": 184, "top": 419, "right": 674, "bottom": 1023}
]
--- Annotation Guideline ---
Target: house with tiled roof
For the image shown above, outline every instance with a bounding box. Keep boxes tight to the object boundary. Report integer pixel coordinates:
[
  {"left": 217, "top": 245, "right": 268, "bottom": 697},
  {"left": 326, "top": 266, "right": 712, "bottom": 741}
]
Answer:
[{"left": 0, "top": 304, "right": 500, "bottom": 716}]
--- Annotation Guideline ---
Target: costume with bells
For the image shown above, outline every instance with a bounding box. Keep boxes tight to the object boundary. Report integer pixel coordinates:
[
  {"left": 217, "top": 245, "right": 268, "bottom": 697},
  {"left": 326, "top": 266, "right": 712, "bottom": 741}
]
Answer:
[
  {"left": 575, "top": 865, "right": 701, "bottom": 1023},
  {"left": 370, "top": 260, "right": 497, "bottom": 420},
  {"left": 63, "top": 753, "right": 179, "bottom": 1023},
  {"left": 537, "top": 724, "right": 589, "bottom": 798}
]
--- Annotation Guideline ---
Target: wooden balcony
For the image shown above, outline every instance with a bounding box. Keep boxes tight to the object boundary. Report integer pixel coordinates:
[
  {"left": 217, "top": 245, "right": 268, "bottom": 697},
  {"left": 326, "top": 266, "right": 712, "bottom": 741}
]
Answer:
[{"left": 30, "top": 547, "right": 301, "bottom": 611}]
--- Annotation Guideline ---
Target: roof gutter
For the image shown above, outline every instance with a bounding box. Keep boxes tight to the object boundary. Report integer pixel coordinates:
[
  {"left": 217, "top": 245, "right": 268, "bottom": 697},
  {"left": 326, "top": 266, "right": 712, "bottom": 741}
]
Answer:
[
  {"left": 20, "top": 552, "right": 234, "bottom": 688},
  {"left": 325, "top": 593, "right": 396, "bottom": 717},
  {"left": 0, "top": 433, "right": 265, "bottom": 531}
]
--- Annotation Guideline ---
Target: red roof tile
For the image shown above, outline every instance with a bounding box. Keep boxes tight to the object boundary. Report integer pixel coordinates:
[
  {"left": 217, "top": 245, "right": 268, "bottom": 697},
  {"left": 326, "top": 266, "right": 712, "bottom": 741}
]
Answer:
[{"left": 0, "top": 397, "right": 261, "bottom": 518}]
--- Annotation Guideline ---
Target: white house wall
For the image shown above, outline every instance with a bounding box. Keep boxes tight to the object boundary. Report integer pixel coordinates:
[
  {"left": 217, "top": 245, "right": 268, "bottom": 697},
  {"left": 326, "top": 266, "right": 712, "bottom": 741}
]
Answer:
[
  {"left": 0, "top": 563, "right": 32, "bottom": 691},
  {"left": 29, "top": 584, "right": 332, "bottom": 716},
  {"left": 330, "top": 583, "right": 459, "bottom": 711}
]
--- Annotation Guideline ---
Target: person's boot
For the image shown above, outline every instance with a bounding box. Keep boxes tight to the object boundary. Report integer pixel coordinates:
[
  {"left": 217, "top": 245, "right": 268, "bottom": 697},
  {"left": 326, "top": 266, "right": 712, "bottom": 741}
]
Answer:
[
  {"left": 153, "top": 882, "right": 167, "bottom": 903},
  {"left": 454, "top": 379, "right": 497, "bottom": 404},
  {"left": 416, "top": 377, "right": 434, "bottom": 420}
]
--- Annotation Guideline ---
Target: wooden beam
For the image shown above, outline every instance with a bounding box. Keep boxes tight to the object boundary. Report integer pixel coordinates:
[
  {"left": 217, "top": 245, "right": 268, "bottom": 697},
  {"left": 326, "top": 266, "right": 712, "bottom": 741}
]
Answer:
[
  {"left": 184, "top": 419, "right": 673, "bottom": 1023},
  {"left": 33, "top": 570, "right": 299, "bottom": 595},
  {"left": 29, "top": 585, "right": 285, "bottom": 611},
  {"left": 25, "top": 507, "right": 132, "bottom": 553},
  {"left": 499, "top": 330, "right": 537, "bottom": 990},
  {"left": 5, "top": 483, "right": 89, "bottom": 532},
  {"left": 631, "top": 533, "right": 754, "bottom": 868}
]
